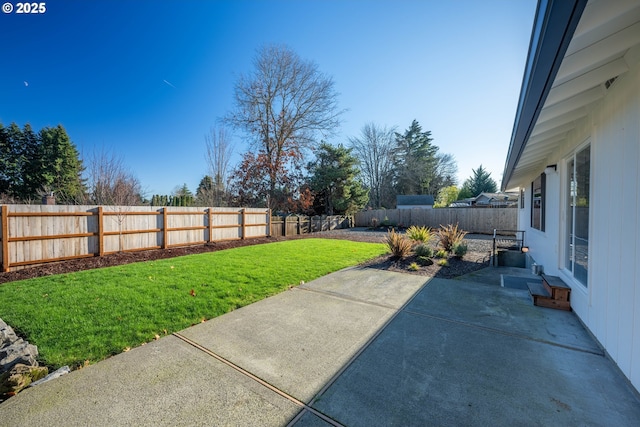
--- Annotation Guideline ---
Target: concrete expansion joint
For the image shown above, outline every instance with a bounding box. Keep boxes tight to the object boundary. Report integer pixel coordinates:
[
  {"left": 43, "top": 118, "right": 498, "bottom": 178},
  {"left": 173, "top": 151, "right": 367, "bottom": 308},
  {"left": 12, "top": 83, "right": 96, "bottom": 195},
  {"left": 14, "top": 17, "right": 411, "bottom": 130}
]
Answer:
[
  {"left": 401, "top": 309, "right": 605, "bottom": 357},
  {"left": 172, "top": 332, "right": 343, "bottom": 427},
  {"left": 297, "top": 286, "right": 398, "bottom": 311}
]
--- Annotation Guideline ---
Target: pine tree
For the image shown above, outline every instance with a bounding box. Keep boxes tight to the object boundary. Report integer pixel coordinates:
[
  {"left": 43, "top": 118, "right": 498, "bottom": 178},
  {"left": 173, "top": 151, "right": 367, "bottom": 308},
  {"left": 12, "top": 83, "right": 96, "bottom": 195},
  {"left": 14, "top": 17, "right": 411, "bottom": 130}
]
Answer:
[
  {"left": 195, "top": 175, "right": 229, "bottom": 207},
  {"left": 393, "top": 120, "right": 439, "bottom": 195},
  {"left": 459, "top": 165, "right": 498, "bottom": 198},
  {"left": 308, "top": 143, "right": 368, "bottom": 215},
  {"left": 39, "top": 125, "right": 87, "bottom": 203},
  {"left": 0, "top": 122, "right": 86, "bottom": 203},
  {"left": 0, "top": 123, "right": 23, "bottom": 196},
  {"left": 17, "top": 124, "right": 42, "bottom": 200}
]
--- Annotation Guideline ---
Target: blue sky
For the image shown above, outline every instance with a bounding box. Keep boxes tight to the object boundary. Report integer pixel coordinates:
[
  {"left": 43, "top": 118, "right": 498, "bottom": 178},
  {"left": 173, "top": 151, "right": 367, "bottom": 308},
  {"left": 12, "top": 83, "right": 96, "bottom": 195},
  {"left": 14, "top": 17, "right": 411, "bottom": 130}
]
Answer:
[{"left": 0, "top": 0, "right": 536, "bottom": 196}]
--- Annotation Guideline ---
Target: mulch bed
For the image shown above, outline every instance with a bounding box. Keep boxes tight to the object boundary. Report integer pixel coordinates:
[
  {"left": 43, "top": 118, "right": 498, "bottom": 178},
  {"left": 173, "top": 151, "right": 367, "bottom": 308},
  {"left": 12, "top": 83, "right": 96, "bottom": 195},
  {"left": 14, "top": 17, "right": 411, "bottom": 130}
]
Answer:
[
  {"left": 0, "top": 230, "right": 493, "bottom": 284},
  {"left": 358, "top": 252, "right": 491, "bottom": 279},
  {"left": 319, "top": 229, "right": 493, "bottom": 278}
]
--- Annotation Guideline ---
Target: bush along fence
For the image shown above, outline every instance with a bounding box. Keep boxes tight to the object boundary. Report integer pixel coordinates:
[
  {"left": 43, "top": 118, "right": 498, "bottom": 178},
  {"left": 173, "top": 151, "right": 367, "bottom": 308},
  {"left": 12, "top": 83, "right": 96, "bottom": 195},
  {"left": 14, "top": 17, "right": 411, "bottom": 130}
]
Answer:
[
  {"left": 269, "top": 215, "right": 352, "bottom": 237},
  {"left": 0, "top": 205, "right": 269, "bottom": 272},
  {"left": 355, "top": 208, "right": 517, "bottom": 235}
]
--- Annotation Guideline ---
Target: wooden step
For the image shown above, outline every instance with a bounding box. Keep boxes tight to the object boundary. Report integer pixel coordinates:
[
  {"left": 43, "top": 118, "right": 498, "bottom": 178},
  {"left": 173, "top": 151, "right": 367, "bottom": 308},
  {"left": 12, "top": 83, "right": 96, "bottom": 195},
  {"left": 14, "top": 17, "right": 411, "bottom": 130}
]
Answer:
[
  {"left": 541, "top": 274, "right": 571, "bottom": 302},
  {"left": 528, "top": 276, "right": 571, "bottom": 311}
]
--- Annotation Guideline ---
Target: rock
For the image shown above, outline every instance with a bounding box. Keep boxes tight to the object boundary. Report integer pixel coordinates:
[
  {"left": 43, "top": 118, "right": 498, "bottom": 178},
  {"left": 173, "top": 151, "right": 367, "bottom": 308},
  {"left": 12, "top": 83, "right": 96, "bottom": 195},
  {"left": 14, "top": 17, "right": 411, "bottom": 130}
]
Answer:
[
  {"left": 0, "top": 318, "right": 48, "bottom": 401},
  {"left": 0, "top": 339, "right": 39, "bottom": 373},
  {"left": 0, "top": 323, "right": 19, "bottom": 347},
  {"left": 0, "top": 363, "right": 48, "bottom": 398},
  {"left": 30, "top": 366, "right": 70, "bottom": 387}
]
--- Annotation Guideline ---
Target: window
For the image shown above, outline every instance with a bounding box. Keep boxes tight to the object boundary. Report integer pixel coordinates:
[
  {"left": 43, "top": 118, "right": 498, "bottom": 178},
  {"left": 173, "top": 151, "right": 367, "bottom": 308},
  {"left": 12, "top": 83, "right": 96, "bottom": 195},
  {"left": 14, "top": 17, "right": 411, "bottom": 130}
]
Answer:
[
  {"left": 531, "top": 173, "right": 546, "bottom": 231},
  {"left": 520, "top": 188, "right": 525, "bottom": 209},
  {"left": 565, "top": 145, "right": 590, "bottom": 287}
]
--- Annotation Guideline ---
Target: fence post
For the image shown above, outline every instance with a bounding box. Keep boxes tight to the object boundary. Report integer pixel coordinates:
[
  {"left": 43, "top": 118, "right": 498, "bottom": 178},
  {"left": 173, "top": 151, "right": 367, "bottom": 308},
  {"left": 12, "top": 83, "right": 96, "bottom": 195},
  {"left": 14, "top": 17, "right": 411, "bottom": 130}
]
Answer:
[
  {"left": 1, "top": 205, "right": 9, "bottom": 272},
  {"left": 208, "top": 208, "right": 213, "bottom": 243},
  {"left": 97, "top": 206, "right": 104, "bottom": 257},
  {"left": 267, "top": 209, "right": 272, "bottom": 237},
  {"left": 162, "top": 207, "right": 168, "bottom": 249},
  {"left": 241, "top": 208, "right": 246, "bottom": 239},
  {"left": 283, "top": 216, "right": 287, "bottom": 237}
]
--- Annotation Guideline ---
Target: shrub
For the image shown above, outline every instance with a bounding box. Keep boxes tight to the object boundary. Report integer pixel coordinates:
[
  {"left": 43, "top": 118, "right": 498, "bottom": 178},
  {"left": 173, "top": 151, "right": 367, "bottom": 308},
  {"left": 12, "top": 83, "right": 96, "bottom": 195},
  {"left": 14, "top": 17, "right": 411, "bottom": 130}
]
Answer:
[
  {"left": 408, "top": 262, "right": 420, "bottom": 271},
  {"left": 452, "top": 242, "right": 468, "bottom": 259},
  {"left": 437, "top": 259, "right": 449, "bottom": 267},
  {"left": 406, "top": 225, "right": 432, "bottom": 243},
  {"left": 434, "top": 249, "right": 448, "bottom": 258},
  {"left": 414, "top": 243, "right": 434, "bottom": 258},
  {"left": 437, "top": 224, "right": 468, "bottom": 252},
  {"left": 385, "top": 229, "right": 413, "bottom": 259},
  {"left": 417, "top": 256, "right": 433, "bottom": 266},
  {"left": 381, "top": 216, "right": 391, "bottom": 227}
]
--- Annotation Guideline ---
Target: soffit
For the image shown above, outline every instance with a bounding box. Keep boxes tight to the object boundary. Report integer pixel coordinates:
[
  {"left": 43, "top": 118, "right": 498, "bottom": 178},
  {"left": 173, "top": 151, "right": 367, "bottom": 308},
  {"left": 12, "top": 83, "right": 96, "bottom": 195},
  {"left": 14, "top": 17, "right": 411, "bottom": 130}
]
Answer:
[{"left": 506, "top": 0, "right": 640, "bottom": 189}]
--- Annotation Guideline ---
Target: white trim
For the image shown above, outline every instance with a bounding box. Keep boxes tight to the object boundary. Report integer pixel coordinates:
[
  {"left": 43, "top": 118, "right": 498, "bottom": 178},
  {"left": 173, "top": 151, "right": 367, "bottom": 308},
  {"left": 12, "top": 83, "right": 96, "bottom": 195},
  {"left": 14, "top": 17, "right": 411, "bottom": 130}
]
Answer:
[
  {"left": 559, "top": 268, "right": 588, "bottom": 296},
  {"left": 560, "top": 139, "right": 592, "bottom": 289}
]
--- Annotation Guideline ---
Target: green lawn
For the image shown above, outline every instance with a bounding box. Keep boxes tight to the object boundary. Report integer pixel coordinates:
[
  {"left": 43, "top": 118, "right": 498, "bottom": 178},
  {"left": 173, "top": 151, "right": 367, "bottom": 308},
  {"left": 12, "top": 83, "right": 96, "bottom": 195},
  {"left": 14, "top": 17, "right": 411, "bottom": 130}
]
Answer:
[{"left": 0, "top": 239, "right": 386, "bottom": 369}]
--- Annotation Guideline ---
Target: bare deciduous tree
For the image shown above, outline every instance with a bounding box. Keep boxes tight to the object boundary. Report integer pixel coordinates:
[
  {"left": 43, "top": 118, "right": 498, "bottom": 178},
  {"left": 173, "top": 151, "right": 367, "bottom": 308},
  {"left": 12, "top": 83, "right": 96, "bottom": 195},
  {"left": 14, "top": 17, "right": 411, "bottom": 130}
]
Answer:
[
  {"left": 225, "top": 44, "right": 343, "bottom": 210},
  {"left": 204, "top": 126, "right": 234, "bottom": 206},
  {"left": 349, "top": 123, "right": 396, "bottom": 209},
  {"left": 84, "top": 148, "right": 144, "bottom": 252},
  {"left": 429, "top": 152, "right": 458, "bottom": 195},
  {"left": 85, "top": 148, "right": 142, "bottom": 206}
]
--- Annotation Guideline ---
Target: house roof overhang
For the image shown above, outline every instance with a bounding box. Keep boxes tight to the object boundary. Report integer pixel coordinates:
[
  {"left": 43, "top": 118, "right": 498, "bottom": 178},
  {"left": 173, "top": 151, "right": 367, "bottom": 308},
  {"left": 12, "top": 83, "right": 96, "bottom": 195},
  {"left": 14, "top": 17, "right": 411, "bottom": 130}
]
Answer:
[
  {"left": 501, "top": 0, "right": 587, "bottom": 191},
  {"left": 502, "top": 0, "right": 640, "bottom": 191}
]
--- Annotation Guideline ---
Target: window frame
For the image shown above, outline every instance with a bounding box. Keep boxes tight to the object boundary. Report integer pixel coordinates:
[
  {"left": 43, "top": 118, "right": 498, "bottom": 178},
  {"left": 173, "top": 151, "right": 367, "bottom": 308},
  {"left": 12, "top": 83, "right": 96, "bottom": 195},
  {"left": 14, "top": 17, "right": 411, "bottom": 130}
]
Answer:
[
  {"left": 564, "top": 144, "right": 590, "bottom": 287},
  {"left": 531, "top": 173, "right": 546, "bottom": 231}
]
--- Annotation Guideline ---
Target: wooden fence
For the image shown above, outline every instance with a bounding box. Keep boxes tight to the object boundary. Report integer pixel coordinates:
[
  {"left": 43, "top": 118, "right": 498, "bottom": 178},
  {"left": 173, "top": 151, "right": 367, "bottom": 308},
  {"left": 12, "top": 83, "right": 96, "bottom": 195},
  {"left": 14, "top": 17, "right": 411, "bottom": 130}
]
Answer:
[
  {"left": 355, "top": 208, "right": 517, "bottom": 234},
  {"left": 269, "top": 215, "right": 352, "bottom": 237},
  {"left": 0, "top": 205, "right": 269, "bottom": 272}
]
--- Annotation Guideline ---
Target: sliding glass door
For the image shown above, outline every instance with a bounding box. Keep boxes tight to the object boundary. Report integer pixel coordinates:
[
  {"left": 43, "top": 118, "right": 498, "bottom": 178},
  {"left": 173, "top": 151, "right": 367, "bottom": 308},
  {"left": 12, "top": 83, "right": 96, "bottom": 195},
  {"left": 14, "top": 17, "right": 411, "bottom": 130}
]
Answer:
[{"left": 565, "top": 145, "right": 590, "bottom": 286}]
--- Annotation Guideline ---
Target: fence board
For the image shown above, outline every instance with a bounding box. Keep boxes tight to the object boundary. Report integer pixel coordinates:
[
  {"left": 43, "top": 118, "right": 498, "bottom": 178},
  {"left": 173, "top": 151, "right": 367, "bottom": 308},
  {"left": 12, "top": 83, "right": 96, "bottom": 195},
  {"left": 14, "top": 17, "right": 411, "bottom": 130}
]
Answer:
[
  {"left": 355, "top": 208, "right": 517, "bottom": 234},
  {"left": 0, "top": 205, "right": 270, "bottom": 272},
  {"left": 269, "top": 215, "right": 350, "bottom": 237}
]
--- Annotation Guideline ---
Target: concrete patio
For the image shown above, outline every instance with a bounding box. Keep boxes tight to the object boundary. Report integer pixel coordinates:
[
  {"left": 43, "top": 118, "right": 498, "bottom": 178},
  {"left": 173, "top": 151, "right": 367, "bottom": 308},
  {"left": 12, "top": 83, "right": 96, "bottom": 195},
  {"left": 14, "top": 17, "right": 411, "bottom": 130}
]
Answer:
[{"left": 1, "top": 266, "right": 639, "bottom": 426}]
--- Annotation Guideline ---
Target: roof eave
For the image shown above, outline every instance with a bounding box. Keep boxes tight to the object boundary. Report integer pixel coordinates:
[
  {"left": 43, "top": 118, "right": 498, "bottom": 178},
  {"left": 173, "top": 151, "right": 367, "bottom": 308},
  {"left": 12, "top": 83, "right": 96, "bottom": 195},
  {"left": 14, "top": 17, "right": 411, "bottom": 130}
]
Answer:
[{"left": 501, "top": 0, "right": 588, "bottom": 191}]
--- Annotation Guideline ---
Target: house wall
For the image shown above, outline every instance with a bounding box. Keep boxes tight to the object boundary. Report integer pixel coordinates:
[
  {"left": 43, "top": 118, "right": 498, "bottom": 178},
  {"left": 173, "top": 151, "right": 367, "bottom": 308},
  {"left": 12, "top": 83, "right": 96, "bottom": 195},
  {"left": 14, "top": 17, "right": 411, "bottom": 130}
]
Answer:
[
  {"left": 516, "top": 61, "right": 640, "bottom": 391},
  {"left": 518, "top": 171, "right": 561, "bottom": 273}
]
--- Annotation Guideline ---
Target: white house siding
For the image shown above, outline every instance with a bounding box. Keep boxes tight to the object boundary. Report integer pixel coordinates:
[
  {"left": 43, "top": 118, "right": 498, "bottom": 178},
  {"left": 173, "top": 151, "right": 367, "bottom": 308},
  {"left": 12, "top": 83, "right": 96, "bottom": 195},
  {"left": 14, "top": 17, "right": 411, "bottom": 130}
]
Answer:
[
  {"left": 517, "top": 61, "right": 640, "bottom": 391},
  {"left": 517, "top": 171, "right": 561, "bottom": 275}
]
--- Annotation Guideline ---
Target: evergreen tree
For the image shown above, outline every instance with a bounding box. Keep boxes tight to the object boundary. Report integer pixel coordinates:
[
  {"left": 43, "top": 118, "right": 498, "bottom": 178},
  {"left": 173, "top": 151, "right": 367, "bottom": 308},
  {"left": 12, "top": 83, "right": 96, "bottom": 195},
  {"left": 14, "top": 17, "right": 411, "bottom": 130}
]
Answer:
[
  {"left": 196, "top": 175, "right": 229, "bottom": 207},
  {"left": 308, "top": 143, "right": 368, "bottom": 215},
  {"left": 459, "top": 164, "right": 498, "bottom": 198},
  {"left": 0, "top": 122, "right": 86, "bottom": 203},
  {"left": 392, "top": 120, "right": 438, "bottom": 195},
  {"left": 0, "top": 123, "right": 23, "bottom": 196},
  {"left": 195, "top": 175, "right": 215, "bottom": 206},
  {"left": 151, "top": 194, "right": 169, "bottom": 206},
  {"left": 39, "top": 125, "right": 87, "bottom": 203},
  {"left": 18, "top": 124, "right": 42, "bottom": 200},
  {"left": 170, "top": 184, "right": 194, "bottom": 206}
]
